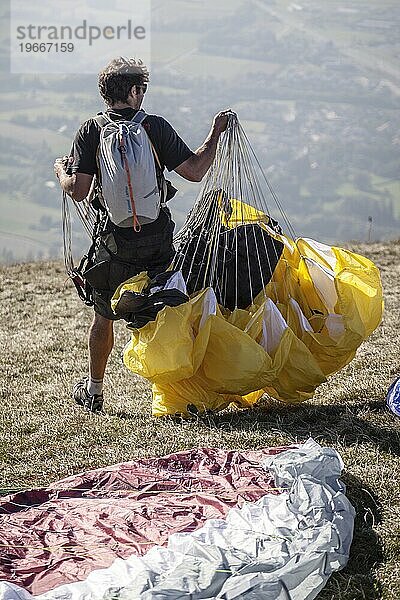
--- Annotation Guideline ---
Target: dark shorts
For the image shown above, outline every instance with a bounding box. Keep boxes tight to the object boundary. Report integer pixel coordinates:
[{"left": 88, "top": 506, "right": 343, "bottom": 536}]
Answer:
[{"left": 84, "top": 214, "right": 175, "bottom": 320}]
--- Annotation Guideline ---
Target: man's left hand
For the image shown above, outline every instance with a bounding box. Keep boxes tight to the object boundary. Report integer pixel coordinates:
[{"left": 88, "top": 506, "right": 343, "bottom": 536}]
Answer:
[{"left": 212, "top": 110, "right": 233, "bottom": 137}]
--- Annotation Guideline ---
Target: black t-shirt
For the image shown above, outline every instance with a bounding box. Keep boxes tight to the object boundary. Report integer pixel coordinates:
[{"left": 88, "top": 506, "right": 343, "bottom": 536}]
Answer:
[
  {"left": 69, "top": 107, "right": 194, "bottom": 237},
  {"left": 69, "top": 107, "right": 194, "bottom": 176}
]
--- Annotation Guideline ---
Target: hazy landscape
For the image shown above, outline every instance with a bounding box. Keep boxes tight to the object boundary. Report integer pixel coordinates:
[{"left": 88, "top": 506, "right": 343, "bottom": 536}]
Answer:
[{"left": 0, "top": 0, "right": 399, "bottom": 263}]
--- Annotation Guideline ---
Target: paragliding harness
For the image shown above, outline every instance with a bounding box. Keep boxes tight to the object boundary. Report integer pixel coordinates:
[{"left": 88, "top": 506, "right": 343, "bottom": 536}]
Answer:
[
  {"left": 62, "top": 113, "right": 177, "bottom": 306},
  {"left": 62, "top": 190, "right": 109, "bottom": 307},
  {"left": 63, "top": 186, "right": 175, "bottom": 308}
]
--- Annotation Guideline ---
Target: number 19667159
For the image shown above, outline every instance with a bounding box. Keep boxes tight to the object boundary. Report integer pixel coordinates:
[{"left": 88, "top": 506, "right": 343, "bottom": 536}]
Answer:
[{"left": 19, "top": 42, "right": 74, "bottom": 52}]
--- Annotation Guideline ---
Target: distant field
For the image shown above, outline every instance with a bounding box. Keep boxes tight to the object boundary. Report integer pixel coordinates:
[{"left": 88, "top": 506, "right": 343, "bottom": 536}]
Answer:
[
  {"left": 0, "top": 231, "right": 55, "bottom": 262},
  {"left": 173, "top": 53, "right": 280, "bottom": 80},
  {"left": 372, "top": 176, "right": 400, "bottom": 218},
  {"left": 337, "top": 182, "right": 380, "bottom": 200},
  {"left": 0, "top": 192, "right": 59, "bottom": 228},
  {"left": 149, "top": 85, "right": 188, "bottom": 96},
  {"left": 323, "top": 27, "right": 383, "bottom": 46},
  {"left": 0, "top": 164, "right": 28, "bottom": 176},
  {"left": 279, "top": 0, "right": 399, "bottom": 7},
  {"left": 0, "top": 107, "right": 50, "bottom": 121},
  {"left": 152, "top": 32, "right": 202, "bottom": 65},
  {"left": 0, "top": 193, "right": 62, "bottom": 261},
  {"left": 152, "top": 0, "right": 245, "bottom": 19},
  {"left": 0, "top": 122, "right": 70, "bottom": 155},
  {"left": 240, "top": 119, "right": 266, "bottom": 134}
]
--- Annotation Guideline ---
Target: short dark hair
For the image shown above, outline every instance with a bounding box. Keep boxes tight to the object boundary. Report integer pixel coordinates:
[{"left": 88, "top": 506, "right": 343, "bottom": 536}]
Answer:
[{"left": 98, "top": 57, "right": 149, "bottom": 106}]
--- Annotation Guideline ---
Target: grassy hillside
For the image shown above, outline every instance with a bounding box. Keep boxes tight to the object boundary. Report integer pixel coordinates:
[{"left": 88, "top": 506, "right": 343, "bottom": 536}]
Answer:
[{"left": 0, "top": 241, "right": 399, "bottom": 599}]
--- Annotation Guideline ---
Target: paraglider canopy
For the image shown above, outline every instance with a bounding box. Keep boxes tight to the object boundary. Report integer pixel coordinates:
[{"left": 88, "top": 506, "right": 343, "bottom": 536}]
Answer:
[{"left": 112, "top": 114, "right": 383, "bottom": 417}]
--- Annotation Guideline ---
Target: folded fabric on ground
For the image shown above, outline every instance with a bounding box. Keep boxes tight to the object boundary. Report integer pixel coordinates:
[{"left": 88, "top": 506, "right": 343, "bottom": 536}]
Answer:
[
  {"left": 113, "top": 118, "right": 383, "bottom": 418},
  {"left": 0, "top": 440, "right": 354, "bottom": 600},
  {"left": 115, "top": 232, "right": 383, "bottom": 417}
]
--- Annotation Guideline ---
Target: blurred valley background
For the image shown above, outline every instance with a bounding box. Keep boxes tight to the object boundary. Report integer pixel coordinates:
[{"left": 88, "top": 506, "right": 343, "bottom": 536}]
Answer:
[{"left": 0, "top": 0, "right": 399, "bottom": 264}]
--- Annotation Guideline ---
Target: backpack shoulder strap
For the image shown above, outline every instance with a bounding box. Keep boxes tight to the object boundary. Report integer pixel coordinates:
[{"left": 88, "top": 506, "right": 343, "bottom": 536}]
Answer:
[
  {"left": 146, "top": 135, "right": 168, "bottom": 205},
  {"left": 94, "top": 112, "right": 113, "bottom": 128},
  {"left": 136, "top": 115, "right": 162, "bottom": 169},
  {"left": 131, "top": 109, "right": 147, "bottom": 125},
  {"left": 147, "top": 135, "right": 162, "bottom": 171}
]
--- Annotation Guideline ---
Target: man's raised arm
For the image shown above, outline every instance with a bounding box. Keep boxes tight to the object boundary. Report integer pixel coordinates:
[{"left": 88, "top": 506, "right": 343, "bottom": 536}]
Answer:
[{"left": 175, "top": 110, "right": 231, "bottom": 183}]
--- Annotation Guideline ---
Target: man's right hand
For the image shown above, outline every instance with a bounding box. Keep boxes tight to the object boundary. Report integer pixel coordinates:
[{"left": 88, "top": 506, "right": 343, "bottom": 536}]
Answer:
[
  {"left": 54, "top": 156, "right": 92, "bottom": 201},
  {"left": 54, "top": 155, "right": 73, "bottom": 179}
]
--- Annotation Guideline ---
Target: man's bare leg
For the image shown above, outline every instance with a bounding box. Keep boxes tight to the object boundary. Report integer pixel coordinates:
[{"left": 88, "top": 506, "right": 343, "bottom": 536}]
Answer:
[
  {"left": 88, "top": 312, "right": 114, "bottom": 382},
  {"left": 73, "top": 312, "right": 114, "bottom": 411}
]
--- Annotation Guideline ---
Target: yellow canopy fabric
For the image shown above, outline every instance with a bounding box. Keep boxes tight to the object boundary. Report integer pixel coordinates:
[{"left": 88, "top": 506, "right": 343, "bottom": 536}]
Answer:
[
  {"left": 222, "top": 197, "right": 271, "bottom": 228},
  {"left": 113, "top": 213, "right": 383, "bottom": 417}
]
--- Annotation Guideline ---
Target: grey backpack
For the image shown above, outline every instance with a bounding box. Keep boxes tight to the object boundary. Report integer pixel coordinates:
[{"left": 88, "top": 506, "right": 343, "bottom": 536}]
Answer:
[{"left": 96, "top": 110, "right": 165, "bottom": 230}]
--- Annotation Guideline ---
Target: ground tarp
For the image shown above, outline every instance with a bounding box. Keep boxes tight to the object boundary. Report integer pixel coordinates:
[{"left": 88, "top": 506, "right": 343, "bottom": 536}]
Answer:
[{"left": 0, "top": 440, "right": 354, "bottom": 599}]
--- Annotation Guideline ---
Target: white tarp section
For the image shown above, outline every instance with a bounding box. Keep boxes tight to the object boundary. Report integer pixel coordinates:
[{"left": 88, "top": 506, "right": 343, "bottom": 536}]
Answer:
[{"left": 0, "top": 439, "right": 355, "bottom": 600}]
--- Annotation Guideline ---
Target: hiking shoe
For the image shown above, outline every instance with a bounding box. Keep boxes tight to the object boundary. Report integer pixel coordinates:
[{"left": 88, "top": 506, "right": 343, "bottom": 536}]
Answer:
[{"left": 73, "top": 377, "right": 104, "bottom": 413}]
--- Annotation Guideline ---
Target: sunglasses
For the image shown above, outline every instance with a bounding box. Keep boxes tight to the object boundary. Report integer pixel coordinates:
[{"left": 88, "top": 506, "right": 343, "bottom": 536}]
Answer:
[{"left": 135, "top": 84, "right": 147, "bottom": 94}]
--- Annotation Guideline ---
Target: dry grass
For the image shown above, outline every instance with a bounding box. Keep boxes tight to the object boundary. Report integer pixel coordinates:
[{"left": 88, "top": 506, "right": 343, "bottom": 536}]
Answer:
[{"left": 1, "top": 241, "right": 399, "bottom": 599}]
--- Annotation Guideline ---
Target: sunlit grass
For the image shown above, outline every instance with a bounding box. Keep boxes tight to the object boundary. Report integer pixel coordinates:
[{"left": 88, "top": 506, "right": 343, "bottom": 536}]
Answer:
[{"left": 0, "top": 241, "right": 399, "bottom": 598}]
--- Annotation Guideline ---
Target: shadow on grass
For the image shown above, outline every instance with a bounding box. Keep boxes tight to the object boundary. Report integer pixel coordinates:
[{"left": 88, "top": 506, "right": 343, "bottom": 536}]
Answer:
[
  {"left": 208, "top": 399, "right": 400, "bottom": 456},
  {"left": 108, "top": 409, "right": 145, "bottom": 420},
  {"left": 317, "top": 473, "right": 383, "bottom": 600}
]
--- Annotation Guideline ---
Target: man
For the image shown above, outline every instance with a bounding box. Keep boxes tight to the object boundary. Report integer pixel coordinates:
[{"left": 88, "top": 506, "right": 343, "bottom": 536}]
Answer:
[{"left": 54, "top": 57, "right": 230, "bottom": 413}]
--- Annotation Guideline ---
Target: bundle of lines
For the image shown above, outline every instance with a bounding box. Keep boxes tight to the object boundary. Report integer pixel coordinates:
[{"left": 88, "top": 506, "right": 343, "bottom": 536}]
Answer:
[{"left": 172, "top": 113, "right": 289, "bottom": 311}]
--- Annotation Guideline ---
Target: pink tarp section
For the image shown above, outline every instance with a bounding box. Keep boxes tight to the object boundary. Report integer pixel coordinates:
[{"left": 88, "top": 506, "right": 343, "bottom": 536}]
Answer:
[{"left": 0, "top": 447, "right": 288, "bottom": 596}]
